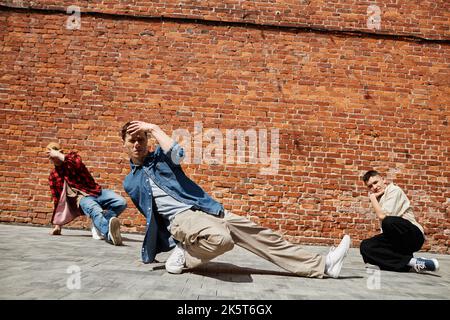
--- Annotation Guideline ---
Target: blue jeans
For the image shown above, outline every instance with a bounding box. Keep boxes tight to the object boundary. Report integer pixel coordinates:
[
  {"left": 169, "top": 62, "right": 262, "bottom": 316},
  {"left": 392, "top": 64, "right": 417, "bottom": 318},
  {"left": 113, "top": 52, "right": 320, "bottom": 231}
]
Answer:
[{"left": 79, "top": 189, "right": 127, "bottom": 236}]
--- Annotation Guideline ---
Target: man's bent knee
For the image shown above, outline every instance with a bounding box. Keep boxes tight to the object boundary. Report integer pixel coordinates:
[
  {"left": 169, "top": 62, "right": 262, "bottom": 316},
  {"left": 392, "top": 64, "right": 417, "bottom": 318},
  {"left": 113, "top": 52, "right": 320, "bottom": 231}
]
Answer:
[
  {"left": 360, "top": 239, "right": 370, "bottom": 256},
  {"left": 381, "top": 216, "right": 398, "bottom": 232},
  {"left": 114, "top": 197, "right": 127, "bottom": 214},
  {"left": 220, "top": 233, "right": 234, "bottom": 252},
  {"left": 205, "top": 233, "right": 234, "bottom": 254}
]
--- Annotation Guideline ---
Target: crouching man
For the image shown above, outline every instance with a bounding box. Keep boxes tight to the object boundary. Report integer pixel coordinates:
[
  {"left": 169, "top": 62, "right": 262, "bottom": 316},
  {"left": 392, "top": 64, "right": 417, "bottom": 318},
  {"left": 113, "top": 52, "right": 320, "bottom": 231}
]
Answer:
[
  {"left": 121, "top": 121, "right": 351, "bottom": 278},
  {"left": 46, "top": 142, "right": 126, "bottom": 245}
]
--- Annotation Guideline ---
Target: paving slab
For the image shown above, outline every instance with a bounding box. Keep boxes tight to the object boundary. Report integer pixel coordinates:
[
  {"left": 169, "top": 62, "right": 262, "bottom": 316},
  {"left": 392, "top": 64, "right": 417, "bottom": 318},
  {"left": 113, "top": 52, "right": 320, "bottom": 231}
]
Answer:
[{"left": 0, "top": 223, "right": 448, "bottom": 300}]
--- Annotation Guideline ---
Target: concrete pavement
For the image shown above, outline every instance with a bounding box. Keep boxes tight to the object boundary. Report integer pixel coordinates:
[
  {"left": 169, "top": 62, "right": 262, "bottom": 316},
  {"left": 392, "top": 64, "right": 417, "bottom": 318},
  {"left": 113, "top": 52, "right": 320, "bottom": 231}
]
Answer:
[{"left": 0, "top": 223, "right": 448, "bottom": 300}]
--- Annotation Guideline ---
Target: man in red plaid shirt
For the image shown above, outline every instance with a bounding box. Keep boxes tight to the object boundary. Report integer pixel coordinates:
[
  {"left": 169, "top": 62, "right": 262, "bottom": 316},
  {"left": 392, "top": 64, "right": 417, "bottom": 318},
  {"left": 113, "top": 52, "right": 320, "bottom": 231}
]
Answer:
[{"left": 47, "top": 142, "right": 126, "bottom": 245}]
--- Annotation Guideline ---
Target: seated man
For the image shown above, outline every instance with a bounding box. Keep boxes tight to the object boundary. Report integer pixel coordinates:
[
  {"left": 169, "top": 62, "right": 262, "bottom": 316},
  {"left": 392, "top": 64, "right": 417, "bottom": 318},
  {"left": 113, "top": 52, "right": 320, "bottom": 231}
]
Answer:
[
  {"left": 121, "top": 121, "right": 350, "bottom": 278},
  {"left": 360, "top": 170, "right": 439, "bottom": 273},
  {"left": 46, "top": 142, "right": 126, "bottom": 245}
]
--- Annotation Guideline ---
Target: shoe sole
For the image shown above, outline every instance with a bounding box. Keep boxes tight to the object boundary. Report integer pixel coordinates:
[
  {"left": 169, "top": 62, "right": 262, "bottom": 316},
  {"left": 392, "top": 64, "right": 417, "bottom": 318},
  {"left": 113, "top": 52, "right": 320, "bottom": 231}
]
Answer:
[
  {"left": 328, "top": 254, "right": 346, "bottom": 278},
  {"left": 165, "top": 265, "right": 183, "bottom": 274},
  {"left": 328, "top": 235, "right": 351, "bottom": 278},
  {"left": 433, "top": 259, "right": 440, "bottom": 271},
  {"left": 108, "top": 218, "right": 122, "bottom": 246}
]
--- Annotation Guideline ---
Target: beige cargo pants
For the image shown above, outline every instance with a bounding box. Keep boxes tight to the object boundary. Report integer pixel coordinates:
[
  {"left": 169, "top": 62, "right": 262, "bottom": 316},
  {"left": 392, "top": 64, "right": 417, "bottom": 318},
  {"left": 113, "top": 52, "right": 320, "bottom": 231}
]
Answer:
[{"left": 170, "top": 209, "right": 326, "bottom": 278}]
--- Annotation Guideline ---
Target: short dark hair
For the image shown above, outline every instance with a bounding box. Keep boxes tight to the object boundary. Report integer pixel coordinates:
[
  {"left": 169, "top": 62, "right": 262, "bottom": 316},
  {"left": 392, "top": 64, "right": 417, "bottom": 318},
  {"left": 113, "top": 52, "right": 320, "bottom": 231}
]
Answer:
[{"left": 362, "top": 170, "right": 380, "bottom": 183}]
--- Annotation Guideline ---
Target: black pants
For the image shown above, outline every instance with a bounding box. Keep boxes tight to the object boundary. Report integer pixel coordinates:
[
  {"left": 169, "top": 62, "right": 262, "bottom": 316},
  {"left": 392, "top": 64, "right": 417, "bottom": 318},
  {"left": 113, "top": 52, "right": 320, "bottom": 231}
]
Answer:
[{"left": 360, "top": 216, "right": 424, "bottom": 272}]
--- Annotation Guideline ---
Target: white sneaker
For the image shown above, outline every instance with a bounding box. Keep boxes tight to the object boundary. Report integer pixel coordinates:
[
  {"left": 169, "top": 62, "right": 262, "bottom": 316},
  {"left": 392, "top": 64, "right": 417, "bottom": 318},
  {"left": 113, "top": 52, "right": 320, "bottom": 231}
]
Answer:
[
  {"left": 165, "top": 243, "right": 186, "bottom": 274},
  {"left": 91, "top": 223, "right": 104, "bottom": 240},
  {"left": 325, "top": 235, "right": 351, "bottom": 278},
  {"left": 108, "top": 217, "right": 122, "bottom": 246}
]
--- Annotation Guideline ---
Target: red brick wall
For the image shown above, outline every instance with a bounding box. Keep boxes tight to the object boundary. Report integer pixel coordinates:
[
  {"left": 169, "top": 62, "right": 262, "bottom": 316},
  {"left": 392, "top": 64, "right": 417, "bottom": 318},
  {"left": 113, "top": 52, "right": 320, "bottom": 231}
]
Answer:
[
  {"left": 0, "top": 2, "right": 449, "bottom": 253},
  {"left": 1, "top": 0, "right": 449, "bottom": 39}
]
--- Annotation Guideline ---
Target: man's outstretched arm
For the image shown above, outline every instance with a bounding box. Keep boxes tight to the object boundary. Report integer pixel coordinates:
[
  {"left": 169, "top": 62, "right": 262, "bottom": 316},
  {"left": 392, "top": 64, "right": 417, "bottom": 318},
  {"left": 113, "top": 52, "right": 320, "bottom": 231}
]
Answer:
[{"left": 127, "top": 121, "right": 174, "bottom": 153}]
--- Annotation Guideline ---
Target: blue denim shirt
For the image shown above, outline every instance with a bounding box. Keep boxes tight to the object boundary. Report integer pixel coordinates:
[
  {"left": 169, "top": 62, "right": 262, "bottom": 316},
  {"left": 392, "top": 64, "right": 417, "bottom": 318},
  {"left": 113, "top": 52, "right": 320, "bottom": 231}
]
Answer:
[{"left": 123, "top": 142, "right": 224, "bottom": 263}]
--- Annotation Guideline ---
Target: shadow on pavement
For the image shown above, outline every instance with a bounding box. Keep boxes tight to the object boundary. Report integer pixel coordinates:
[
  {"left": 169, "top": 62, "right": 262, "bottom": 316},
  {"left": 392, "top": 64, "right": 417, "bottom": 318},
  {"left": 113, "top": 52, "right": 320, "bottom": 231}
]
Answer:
[{"left": 189, "top": 262, "right": 304, "bottom": 282}]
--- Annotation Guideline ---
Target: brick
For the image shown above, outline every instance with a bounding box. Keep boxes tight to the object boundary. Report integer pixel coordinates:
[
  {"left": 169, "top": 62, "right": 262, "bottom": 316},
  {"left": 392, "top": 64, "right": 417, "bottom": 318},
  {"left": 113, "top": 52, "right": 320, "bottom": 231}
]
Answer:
[{"left": 0, "top": 6, "right": 448, "bottom": 254}]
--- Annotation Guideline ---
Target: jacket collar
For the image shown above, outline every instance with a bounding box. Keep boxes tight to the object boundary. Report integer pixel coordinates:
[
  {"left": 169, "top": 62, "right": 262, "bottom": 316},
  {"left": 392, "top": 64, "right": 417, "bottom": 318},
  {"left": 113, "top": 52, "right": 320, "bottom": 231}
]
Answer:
[{"left": 129, "top": 152, "right": 154, "bottom": 174}]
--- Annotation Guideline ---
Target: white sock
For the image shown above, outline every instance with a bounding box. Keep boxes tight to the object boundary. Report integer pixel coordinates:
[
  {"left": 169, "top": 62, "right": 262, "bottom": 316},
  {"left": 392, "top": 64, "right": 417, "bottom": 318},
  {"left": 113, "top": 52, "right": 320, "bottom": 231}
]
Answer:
[{"left": 407, "top": 258, "right": 417, "bottom": 267}]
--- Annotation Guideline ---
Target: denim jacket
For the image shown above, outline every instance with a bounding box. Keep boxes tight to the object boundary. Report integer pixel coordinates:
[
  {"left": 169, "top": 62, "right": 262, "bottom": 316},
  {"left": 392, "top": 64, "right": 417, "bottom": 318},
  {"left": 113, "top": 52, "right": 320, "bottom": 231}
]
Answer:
[{"left": 123, "top": 142, "right": 224, "bottom": 263}]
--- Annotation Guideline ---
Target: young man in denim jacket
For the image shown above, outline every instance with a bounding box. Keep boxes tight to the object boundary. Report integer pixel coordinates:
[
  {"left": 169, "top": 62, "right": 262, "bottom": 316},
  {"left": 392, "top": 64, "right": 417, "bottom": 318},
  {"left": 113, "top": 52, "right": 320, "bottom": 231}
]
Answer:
[{"left": 121, "top": 121, "right": 350, "bottom": 278}]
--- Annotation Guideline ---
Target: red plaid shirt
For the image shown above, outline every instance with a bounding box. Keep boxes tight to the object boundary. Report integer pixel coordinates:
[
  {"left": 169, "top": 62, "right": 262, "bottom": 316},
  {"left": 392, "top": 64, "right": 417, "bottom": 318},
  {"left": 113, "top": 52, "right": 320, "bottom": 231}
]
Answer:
[{"left": 49, "top": 152, "right": 102, "bottom": 210}]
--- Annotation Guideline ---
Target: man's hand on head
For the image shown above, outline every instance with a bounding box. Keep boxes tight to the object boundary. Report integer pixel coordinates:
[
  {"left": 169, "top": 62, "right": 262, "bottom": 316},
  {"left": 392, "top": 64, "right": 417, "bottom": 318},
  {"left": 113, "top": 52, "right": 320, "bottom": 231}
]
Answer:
[
  {"left": 127, "top": 121, "right": 159, "bottom": 136},
  {"left": 126, "top": 120, "right": 174, "bottom": 152},
  {"left": 46, "top": 148, "right": 65, "bottom": 165},
  {"left": 47, "top": 148, "right": 62, "bottom": 159}
]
